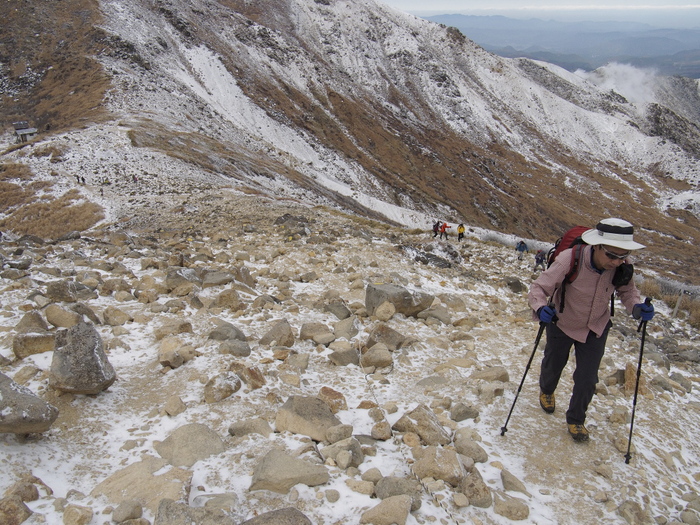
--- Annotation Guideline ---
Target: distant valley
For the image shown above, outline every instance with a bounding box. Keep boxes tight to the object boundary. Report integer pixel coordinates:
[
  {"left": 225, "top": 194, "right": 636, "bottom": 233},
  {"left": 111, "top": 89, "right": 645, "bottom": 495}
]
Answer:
[{"left": 426, "top": 14, "right": 700, "bottom": 78}]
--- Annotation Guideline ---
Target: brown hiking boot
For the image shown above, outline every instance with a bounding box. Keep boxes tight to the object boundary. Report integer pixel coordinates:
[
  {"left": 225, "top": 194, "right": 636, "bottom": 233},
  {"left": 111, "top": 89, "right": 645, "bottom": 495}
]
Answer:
[
  {"left": 539, "top": 391, "right": 555, "bottom": 414},
  {"left": 568, "top": 424, "right": 590, "bottom": 442}
]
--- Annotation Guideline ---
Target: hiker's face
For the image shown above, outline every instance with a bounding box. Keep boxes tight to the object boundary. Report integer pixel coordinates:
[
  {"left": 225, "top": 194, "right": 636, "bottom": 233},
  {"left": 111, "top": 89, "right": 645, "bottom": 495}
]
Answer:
[{"left": 594, "top": 245, "right": 629, "bottom": 270}]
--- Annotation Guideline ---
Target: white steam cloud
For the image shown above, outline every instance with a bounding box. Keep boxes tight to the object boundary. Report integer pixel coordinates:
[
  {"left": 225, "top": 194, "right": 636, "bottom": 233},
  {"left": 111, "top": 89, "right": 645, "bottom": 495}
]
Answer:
[{"left": 575, "top": 63, "right": 660, "bottom": 105}]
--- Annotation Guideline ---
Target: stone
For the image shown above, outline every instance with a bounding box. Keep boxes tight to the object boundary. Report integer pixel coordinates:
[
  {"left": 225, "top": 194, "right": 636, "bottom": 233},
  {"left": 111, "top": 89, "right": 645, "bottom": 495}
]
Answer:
[
  {"left": 412, "top": 446, "right": 466, "bottom": 487},
  {"left": 214, "top": 288, "right": 243, "bottom": 310},
  {"left": 374, "top": 301, "right": 396, "bottom": 321},
  {"left": 326, "top": 424, "right": 354, "bottom": 443},
  {"left": 365, "top": 283, "right": 434, "bottom": 318},
  {"left": 493, "top": 491, "right": 530, "bottom": 520},
  {"left": 91, "top": 457, "right": 193, "bottom": 514},
  {"left": 321, "top": 437, "right": 364, "bottom": 468},
  {"left": 359, "top": 494, "right": 412, "bottom": 525},
  {"left": 154, "top": 320, "right": 193, "bottom": 341},
  {"left": 228, "top": 418, "right": 273, "bottom": 438},
  {"left": 328, "top": 345, "right": 360, "bottom": 367},
  {"left": 375, "top": 476, "right": 422, "bottom": 512},
  {"left": 0, "top": 372, "right": 59, "bottom": 434},
  {"left": 63, "top": 504, "right": 93, "bottom": 525},
  {"left": 204, "top": 372, "right": 242, "bottom": 403},
  {"left": 153, "top": 499, "right": 236, "bottom": 525},
  {"left": 259, "top": 319, "right": 295, "bottom": 347},
  {"left": 0, "top": 496, "right": 33, "bottom": 525},
  {"left": 49, "top": 322, "right": 116, "bottom": 394},
  {"left": 392, "top": 404, "right": 451, "bottom": 446},
  {"left": 451, "top": 402, "right": 479, "bottom": 422},
  {"left": 13, "top": 332, "right": 56, "bottom": 359},
  {"left": 470, "top": 366, "right": 510, "bottom": 383},
  {"left": 15, "top": 311, "right": 49, "bottom": 334},
  {"left": 366, "top": 323, "right": 406, "bottom": 351},
  {"left": 208, "top": 321, "right": 246, "bottom": 342},
  {"left": 112, "top": 499, "right": 143, "bottom": 522},
  {"left": 501, "top": 470, "right": 531, "bottom": 497},
  {"left": 318, "top": 386, "right": 348, "bottom": 414},
  {"left": 458, "top": 467, "right": 492, "bottom": 508},
  {"left": 249, "top": 449, "right": 329, "bottom": 493},
  {"left": 154, "top": 423, "right": 225, "bottom": 467},
  {"left": 361, "top": 343, "right": 393, "bottom": 368},
  {"left": 275, "top": 396, "right": 342, "bottom": 441},
  {"left": 238, "top": 507, "right": 313, "bottom": 525},
  {"left": 164, "top": 395, "right": 187, "bottom": 417}
]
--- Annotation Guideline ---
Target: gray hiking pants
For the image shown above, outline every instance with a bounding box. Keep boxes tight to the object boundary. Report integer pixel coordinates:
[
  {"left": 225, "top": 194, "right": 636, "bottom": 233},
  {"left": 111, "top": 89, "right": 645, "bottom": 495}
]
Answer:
[{"left": 539, "top": 321, "right": 610, "bottom": 425}]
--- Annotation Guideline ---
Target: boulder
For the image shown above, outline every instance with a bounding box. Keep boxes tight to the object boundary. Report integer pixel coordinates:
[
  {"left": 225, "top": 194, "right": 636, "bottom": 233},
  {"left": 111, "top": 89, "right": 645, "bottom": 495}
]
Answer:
[
  {"left": 13, "top": 332, "right": 56, "bottom": 359},
  {"left": 412, "top": 446, "right": 466, "bottom": 487},
  {"left": 154, "top": 423, "right": 225, "bottom": 467},
  {"left": 392, "top": 404, "right": 451, "bottom": 446},
  {"left": 49, "top": 322, "right": 116, "bottom": 394},
  {"left": 259, "top": 319, "right": 295, "bottom": 347},
  {"left": 238, "top": 507, "right": 312, "bottom": 525},
  {"left": 0, "top": 372, "right": 59, "bottom": 434},
  {"left": 153, "top": 498, "right": 236, "bottom": 525},
  {"left": 359, "top": 494, "right": 411, "bottom": 525},
  {"left": 249, "top": 449, "right": 329, "bottom": 493},
  {"left": 275, "top": 396, "right": 342, "bottom": 441},
  {"left": 374, "top": 476, "right": 422, "bottom": 512},
  {"left": 365, "top": 283, "right": 434, "bottom": 318}
]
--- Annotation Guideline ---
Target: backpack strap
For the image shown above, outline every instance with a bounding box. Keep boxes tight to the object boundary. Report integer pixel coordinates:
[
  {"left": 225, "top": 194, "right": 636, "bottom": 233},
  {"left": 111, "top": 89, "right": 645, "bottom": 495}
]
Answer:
[{"left": 559, "top": 244, "right": 585, "bottom": 314}]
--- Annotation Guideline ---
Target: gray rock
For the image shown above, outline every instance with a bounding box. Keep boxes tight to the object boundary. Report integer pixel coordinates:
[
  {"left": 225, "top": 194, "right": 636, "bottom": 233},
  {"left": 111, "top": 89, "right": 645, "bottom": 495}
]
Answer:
[
  {"left": 324, "top": 300, "right": 352, "bottom": 320},
  {"left": 328, "top": 345, "right": 360, "bottom": 367},
  {"left": 451, "top": 402, "right": 479, "bottom": 422},
  {"left": 470, "top": 366, "right": 509, "bottom": 383},
  {"left": 365, "top": 283, "right": 434, "bottom": 318},
  {"left": 249, "top": 449, "right": 329, "bottom": 493},
  {"left": 360, "top": 494, "right": 411, "bottom": 525},
  {"left": 238, "top": 507, "right": 312, "bottom": 525},
  {"left": 417, "top": 304, "right": 452, "bottom": 324},
  {"left": 204, "top": 373, "right": 241, "bottom": 403},
  {"left": 493, "top": 490, "right": 530, "bottom": 520},
  {"left": 13, "top": 332, "right": 56, "bottom": 359},
  {"left": 366, "top": 323, "right": 406, "bottom": 351},
  {"left": 153, "top": 499, "right": 236, "bottom": 525},
  {"left": 334, "top": 316, "right": 359, "bottom": 340},
  {"left": 0, "top": 372, "right": 59, "bottom": 434},
  {"left": 154, "top": 423, "right": 225, "bottom": 467},
  {"left": 113, "top": 499, "right": 143, "bottom": 522},
  {"left": 15, "top": 311, "right": 49, "bottom": 334},
  {"left": 412, "top": 446, "right": 466, "bottom": 487},
  {"left": 321, "top": 437, "right": 364, "bottom": 468},
  {"left": 228, "top": 418, "right": 273, "bottom": 438},
  {"left": 219, "top": 339, "right": 252, "bottom": 357},
  {"left": 458, "top": 467, "right": 492, "bottom": 508},
  {"left": 45, "top": 304, "right": 83, "bottom": 328},
  {"left": 208, "top": 321, "right": 246, "bottom": 341},
  {"left": 0, "top": 495, "right": 33, "bottom": 524},
  {"left": 501, "top": 469, "right": 531, "bottom": 497},
  {"left": 49, "top": 322, "right": 116, "bottom": 394},
  {"left": 259, "top": 319, "right": 295, "bottom": 347},
  {"left": 275, "top": 396, "right": 342, "bottom": 441},
  {"left": 392, "top": 404, "right": 451, "bottom": 446},
  {"left": 361, "top": 343, "right": 393, "bottom": 369},
  {"left": 202, "top": 271, "right": 234, "bottom": 288}
]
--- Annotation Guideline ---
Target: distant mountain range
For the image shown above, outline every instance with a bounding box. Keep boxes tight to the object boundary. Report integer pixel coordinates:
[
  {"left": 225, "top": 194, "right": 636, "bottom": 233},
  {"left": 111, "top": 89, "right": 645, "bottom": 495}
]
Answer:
[{"left": 426, "top": 14, "right": 700, "bottom": 78}]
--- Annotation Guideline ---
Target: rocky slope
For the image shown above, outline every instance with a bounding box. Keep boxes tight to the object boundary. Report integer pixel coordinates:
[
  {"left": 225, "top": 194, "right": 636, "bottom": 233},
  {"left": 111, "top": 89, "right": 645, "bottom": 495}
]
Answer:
[{"left": 0, "top": 193, "right": 699, "bottom": 525}]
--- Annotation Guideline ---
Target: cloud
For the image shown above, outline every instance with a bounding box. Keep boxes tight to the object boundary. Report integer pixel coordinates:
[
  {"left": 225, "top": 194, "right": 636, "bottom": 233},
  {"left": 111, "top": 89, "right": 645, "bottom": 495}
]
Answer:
[{"left": 576, "top": 63, "right": 660, "bottom": 105}]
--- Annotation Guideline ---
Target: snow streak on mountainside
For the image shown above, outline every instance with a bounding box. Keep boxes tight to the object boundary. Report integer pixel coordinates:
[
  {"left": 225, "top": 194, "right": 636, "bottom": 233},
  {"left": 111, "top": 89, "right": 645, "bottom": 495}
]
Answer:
[{"left": 2, "top": 0, "right": 700, "bottom": 283}]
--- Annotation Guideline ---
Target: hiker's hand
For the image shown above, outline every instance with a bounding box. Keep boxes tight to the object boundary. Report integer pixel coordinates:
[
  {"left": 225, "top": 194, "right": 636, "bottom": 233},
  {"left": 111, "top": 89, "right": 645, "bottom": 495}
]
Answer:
[
  {"left": 633, "top": 302, "right": 654, "bottom": 321},
  {"left": 537, "top": 305, "right": 557, "bottom": 324}
]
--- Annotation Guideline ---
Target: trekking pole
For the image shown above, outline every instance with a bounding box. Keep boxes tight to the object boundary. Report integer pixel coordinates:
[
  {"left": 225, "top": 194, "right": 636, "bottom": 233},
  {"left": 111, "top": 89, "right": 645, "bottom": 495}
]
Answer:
[
  {"left": 624, "top": 297, "right": 652, "bottom": 464},
  {"left": 501, "top": 320, "right": 548, "bottom": 436}
]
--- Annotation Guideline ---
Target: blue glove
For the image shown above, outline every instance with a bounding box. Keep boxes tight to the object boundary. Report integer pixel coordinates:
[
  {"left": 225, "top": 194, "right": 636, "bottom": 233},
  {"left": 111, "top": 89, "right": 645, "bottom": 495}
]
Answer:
[
  {"left": 537, "top": 305, "right": 557, "bottom": 324},
  {"left": 633, "top": 302, "right": 654, "bottom": 321}
]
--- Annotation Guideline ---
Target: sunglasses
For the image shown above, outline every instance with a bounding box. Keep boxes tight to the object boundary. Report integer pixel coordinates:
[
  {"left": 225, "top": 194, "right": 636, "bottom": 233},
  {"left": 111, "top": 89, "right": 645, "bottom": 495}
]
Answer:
[{"left": 601, "top": 246, "right": 630, "bottom": 260}]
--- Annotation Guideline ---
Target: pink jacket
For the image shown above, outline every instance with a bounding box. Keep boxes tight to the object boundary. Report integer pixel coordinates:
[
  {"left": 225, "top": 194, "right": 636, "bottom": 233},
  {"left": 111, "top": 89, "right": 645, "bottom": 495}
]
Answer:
[{"left": 528, "top": 245, "right": 641, "bottom": 342}]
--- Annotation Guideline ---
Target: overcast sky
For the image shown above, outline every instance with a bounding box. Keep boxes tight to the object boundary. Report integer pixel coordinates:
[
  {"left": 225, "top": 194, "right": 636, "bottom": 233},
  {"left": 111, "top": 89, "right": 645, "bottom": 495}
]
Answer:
[{"left": 380, "top": 1, "right": 700, "bottom": 27}]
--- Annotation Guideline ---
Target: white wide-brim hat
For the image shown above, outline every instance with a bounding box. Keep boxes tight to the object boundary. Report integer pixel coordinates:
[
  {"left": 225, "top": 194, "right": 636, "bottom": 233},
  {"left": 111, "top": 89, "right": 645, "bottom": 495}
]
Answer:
[{"left": 581, "top": 218, "right": 645, "bottom": 250}]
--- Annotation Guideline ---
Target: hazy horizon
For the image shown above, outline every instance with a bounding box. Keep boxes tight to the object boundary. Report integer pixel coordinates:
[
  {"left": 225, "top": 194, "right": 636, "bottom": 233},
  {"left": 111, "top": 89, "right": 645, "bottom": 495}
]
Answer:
[{"left": 382, "top": 3, "right": 700, "bottom": 28}]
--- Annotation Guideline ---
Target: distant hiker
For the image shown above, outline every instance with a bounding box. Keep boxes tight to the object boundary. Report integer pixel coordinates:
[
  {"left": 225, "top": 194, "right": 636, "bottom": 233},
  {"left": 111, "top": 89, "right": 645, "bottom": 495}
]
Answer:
[
  {"left": 528, "top": 218, "right": 654, "bottom": 443},
  {"left": 75, "top": 175, "right": 81, "bottom": 184},
  {"left": 516, "top": 240, "right": 529, "bottom": 260},
  {"left": 100, "top": 188, "right": 104, "bottom": 197},
  {"left": 81, "top": 176, "right": 86, "bottom": 184},
  {"left": 457, "top": 223, "right": 465, "bottom": 242},
  {"left": 432, "top": 220, "right": 441, "bottom": 238},
  {"left": 439, "top": 222, "right": 451, "bottom": 240},
  {"left": 534, "top": 249, "right": 546, "bottom": 271}
]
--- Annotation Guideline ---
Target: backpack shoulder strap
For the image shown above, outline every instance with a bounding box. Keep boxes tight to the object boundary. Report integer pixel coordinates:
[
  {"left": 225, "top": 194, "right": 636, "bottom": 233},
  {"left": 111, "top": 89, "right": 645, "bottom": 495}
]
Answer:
[{"left": 559, "top": 244, "right": 585, "bottom": 313}]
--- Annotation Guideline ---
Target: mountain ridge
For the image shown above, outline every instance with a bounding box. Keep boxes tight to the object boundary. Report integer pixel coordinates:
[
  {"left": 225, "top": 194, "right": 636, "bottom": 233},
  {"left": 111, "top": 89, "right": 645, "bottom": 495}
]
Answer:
[{"left": 1, "top": 0, "right": 700, "bottom": 286}]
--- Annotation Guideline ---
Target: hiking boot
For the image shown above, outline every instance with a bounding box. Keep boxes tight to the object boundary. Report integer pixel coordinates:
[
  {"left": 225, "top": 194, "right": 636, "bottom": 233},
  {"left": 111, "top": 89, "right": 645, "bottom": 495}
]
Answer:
[
  {"left": 539, "top": 391, "right": 555, "bottom": 414},
  {"left": 568, "top": 424, "right": 590, "bottom": 442}
]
